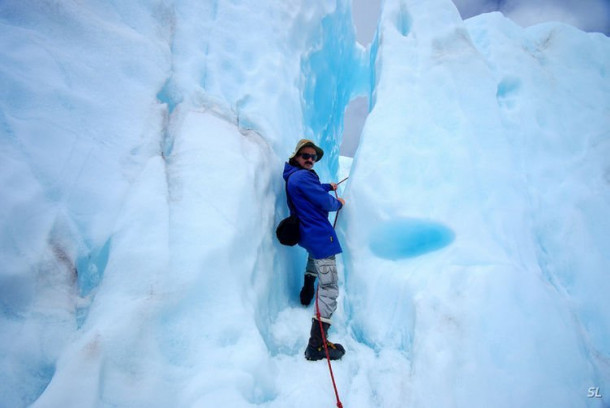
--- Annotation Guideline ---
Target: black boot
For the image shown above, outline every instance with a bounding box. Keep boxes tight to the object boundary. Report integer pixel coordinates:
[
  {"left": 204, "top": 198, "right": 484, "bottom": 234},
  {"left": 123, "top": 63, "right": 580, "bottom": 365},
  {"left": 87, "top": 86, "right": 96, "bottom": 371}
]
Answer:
[
  {"left": 299, "top": 274, "right": 316, "bottom": 306},
  {"left": 304, "top": 319, "right": 345, "bottom": 361}
]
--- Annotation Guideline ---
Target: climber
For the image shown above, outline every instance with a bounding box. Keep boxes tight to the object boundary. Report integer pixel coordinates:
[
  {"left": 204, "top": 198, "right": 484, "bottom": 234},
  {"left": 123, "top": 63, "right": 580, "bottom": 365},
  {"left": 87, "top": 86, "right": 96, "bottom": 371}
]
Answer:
[{"left": 282, "top": 138, "right": 346, "bottom": 361}]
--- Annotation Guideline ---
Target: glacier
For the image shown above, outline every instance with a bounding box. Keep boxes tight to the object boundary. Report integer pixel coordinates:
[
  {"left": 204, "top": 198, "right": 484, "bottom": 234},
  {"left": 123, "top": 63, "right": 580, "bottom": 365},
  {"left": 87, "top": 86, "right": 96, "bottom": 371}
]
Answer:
[{"left": 0, "top": 0, "right": 609, "bottom": 407}]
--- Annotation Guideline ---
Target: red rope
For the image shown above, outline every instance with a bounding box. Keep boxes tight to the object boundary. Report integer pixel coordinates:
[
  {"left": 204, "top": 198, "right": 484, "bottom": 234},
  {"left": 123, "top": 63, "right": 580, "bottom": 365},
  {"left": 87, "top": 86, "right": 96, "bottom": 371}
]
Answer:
[
  {"left": 310, "top": 179, "right": 347, "bottom": 406},
  {"left": 315, "top": 287, "right": 343, "bottom": 408}
]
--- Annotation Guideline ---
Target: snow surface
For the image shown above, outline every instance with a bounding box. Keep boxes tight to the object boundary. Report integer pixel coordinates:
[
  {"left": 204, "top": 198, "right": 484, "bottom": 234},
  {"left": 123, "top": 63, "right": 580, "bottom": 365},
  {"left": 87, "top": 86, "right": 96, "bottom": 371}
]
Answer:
[{"left": 0, "top": 0, "right": 609, "bottom": 407}]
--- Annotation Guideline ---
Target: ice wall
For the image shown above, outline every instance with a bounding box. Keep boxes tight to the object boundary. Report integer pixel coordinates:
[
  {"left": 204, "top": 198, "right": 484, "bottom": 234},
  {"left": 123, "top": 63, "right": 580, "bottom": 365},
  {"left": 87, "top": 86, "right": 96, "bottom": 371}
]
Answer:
[
  {"left": 0, "top": 1, "right": 359, "bottom": 406},
  {"left": 0, "top": 1, "right": 171, "bottom": 404},
  {"left": 341, "top": 0, "right": 610, "bottom": 407},
  {"left": 300, "top": 1, "right": 367, "bottom": 177}
]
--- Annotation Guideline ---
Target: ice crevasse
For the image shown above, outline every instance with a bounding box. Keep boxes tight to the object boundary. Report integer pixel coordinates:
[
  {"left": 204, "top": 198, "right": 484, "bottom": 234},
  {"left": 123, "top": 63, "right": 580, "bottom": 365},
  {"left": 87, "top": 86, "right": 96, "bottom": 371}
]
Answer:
[{"left": 0, "top": 0, "right": 609, "bottom": 407}]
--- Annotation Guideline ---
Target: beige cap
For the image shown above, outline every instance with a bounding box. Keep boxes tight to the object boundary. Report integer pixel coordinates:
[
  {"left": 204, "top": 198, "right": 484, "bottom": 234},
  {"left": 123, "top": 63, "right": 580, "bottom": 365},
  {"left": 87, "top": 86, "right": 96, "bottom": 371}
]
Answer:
[{"left": 289, "top": 139, "right": 324, "bottom": 162}]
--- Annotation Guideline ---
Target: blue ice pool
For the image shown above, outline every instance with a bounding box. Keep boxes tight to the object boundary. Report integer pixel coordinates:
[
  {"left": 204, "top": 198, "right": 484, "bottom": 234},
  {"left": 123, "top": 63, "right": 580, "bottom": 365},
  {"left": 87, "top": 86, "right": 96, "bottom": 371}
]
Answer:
[{"left": 369, "top": 218, "right": 455, "bottom": 259}]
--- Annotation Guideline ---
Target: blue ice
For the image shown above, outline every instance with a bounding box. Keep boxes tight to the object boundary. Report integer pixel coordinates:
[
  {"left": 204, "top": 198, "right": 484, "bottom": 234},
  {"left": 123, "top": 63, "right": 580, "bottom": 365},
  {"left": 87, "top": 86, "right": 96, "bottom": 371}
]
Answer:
[{"left": 369, "top": 218, "right": 455, "bottom": 259}]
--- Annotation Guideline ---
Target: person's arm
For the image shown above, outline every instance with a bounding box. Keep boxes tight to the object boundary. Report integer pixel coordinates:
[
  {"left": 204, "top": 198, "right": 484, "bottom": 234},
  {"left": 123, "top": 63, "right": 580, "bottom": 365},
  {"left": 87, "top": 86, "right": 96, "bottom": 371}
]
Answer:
[
  {"left": 321, "top": 183, "right": 338, "bottom": 192},
  {"left": 299, "top": 172, "right": 343, "bottom": 212}
]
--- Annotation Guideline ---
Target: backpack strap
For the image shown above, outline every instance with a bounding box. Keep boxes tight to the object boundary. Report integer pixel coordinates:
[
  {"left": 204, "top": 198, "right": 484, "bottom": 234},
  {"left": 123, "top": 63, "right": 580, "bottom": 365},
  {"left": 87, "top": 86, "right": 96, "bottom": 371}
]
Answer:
[{"left": 285, "top": 170, "right": 301, "bottom": 215}]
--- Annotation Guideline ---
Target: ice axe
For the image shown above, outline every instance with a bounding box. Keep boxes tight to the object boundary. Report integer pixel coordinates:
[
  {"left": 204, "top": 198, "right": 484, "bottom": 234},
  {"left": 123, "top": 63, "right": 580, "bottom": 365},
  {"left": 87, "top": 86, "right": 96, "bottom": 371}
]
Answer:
[{"left": 333, "top": 176, "right": 348, "bottom": 228}]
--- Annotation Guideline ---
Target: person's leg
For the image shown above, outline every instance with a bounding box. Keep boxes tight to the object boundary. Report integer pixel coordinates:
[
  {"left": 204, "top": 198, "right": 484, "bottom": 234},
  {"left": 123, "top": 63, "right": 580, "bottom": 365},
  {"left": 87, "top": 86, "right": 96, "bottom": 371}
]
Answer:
[
  {"left": 299, "top": 255, "right": 317, "bottom": 306},
  {"left": 305, "top": 319, "right": 345, "bottom": 361},
  {"left": 312, "top": 256, "right": 338, "bottom": 322},
  {"left": 304, "top": 256, "right": 344, "bottom": 360}
]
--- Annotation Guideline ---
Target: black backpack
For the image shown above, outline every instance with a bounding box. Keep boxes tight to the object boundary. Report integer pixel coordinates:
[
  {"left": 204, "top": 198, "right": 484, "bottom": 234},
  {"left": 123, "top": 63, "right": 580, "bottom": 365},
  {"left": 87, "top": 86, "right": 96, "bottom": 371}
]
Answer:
[{"left": 276, "top": 172, "right": 300, "bottom": 246}]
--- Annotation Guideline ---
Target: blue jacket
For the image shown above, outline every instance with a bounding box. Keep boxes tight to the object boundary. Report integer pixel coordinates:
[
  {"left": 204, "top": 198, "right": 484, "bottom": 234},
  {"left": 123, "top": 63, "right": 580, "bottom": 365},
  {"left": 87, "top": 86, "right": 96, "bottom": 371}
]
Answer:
[{"left": 283, "top": 162, "right": 343, "bottom": 259}]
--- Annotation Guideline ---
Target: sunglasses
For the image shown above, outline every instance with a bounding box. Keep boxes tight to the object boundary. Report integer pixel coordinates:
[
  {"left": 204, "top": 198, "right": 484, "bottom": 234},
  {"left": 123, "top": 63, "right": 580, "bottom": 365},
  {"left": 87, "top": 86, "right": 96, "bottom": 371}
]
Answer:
[{"left": 299, "top": 153, "right": 317, "bottom": 161}]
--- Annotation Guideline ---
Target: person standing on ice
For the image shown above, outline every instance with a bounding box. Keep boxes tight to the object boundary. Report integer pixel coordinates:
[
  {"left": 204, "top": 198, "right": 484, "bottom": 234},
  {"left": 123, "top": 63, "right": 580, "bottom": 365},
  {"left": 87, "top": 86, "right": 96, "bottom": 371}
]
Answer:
[{"left": 282, "top": 139, "right": 346, "bottom": 361}]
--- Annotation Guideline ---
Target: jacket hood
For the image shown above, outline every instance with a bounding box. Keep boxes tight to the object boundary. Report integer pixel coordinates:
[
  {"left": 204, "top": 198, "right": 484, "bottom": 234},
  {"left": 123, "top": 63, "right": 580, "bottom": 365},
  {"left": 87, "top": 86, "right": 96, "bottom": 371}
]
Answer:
[{"left": 283, "top": 162, "right": 301, "bottom": 181}]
